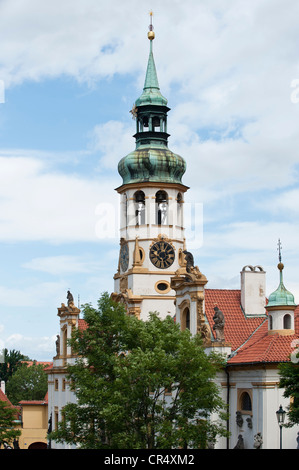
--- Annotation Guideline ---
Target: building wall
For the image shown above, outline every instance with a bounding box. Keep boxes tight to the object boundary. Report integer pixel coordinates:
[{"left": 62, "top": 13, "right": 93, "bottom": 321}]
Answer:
[
  {"left": 217, "top": 367, "right": 299, "bottom": 449},
  {"left": 18, "top": 404, "right": 48, "bottom": 449}
]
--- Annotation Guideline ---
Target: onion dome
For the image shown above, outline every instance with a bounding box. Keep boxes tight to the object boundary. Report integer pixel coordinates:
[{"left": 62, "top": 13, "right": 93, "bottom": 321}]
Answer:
[
  {"left": 267, "top": 262, "right": 296, "bottom": 307},
  {"left": 118, "top": 146, "right": 186, "bottom": 185}
]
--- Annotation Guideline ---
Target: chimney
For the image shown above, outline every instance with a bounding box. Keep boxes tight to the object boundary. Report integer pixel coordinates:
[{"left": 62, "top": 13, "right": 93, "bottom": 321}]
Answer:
[
  {"left": 241, "top": 265, "right": 266, "bottom": 316},
  {"left": 1, "top": 380, "right": 5, "bottom": 394}
]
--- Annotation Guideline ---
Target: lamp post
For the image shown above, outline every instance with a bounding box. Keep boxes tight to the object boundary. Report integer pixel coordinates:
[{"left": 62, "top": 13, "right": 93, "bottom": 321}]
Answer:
[{"left": 276, "top": 405, "right": 286, "bottom": 449}]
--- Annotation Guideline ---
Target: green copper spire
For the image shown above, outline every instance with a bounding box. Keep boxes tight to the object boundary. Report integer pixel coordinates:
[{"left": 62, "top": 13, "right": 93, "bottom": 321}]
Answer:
[
  {"left": 144, "top": 40, "right": 159, "bottom": 89},
  {"left": 267, "top": 240, "right": 296, "bottom": 307},
  {"left": 118, "top": 14, "right": 186, "bottom": 187},
  {"left": 135, "top": 39, "right": 168, "bottom": 108}
]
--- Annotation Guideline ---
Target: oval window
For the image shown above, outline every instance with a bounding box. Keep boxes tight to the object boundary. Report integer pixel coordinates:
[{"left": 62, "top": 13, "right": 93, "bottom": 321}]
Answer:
[
  {"left": 157, "top": 282, "right": 168, "bottom": 291},
  {"left": 155, "top": 281, "right": 171, "bottom": 294}
]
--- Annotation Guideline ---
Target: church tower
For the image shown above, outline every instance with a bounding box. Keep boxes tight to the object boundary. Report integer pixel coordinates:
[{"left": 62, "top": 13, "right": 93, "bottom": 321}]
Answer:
[{"left": 112, "top": 14, "right": 189, "bottom": 320}]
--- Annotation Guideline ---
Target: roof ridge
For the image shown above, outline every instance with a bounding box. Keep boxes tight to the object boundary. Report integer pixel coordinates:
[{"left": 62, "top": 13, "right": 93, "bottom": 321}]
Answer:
[
  {"left": 205, "top": 288, "right": 241, "bottom": 292},
  {"left": 261, "top": 333, "right": 278, "bottom": 361}
]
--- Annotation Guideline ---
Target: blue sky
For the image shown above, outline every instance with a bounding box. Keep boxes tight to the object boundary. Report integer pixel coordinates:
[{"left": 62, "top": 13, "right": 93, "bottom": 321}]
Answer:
[{"left": 0, "top": 0, "right": 299, "bottom": 360}]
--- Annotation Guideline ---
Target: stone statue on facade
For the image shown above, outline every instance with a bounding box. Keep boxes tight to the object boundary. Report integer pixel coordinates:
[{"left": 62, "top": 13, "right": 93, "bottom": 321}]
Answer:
[
  {"left": 246, "top": 417, "right": 252, "bottom": 429},
  {"left": 236, "top": 411, "right": 243, "bottom": 428},
  {"left": 213, "top": 306, "right": 225, "bottom": 342},
  {"left": 181, "top": 250, "right": 205, "bottom": 282},
  {"left": 183, "top": 250, "right": 194, "bottom": 273},
  {"left": 234, "top": 434, "right": 244, "bottom": 449},
  {"left": 253, "top": 432, "right": 263, "bottom": 449},
  {"left": 55, "top": 335, "right": 60, "bottom": 356}
]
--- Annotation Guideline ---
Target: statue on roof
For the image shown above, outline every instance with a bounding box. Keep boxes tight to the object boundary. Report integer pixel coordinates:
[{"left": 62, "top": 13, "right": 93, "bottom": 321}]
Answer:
[
  {"left": 212, "top": 306, "right": 225, "bottom": 342},
  {"left": 183, "top": 250, "right": 194, "bottom": 273},
  {"left": 67, "top": 290, "right": 74, "bottom": 306}
]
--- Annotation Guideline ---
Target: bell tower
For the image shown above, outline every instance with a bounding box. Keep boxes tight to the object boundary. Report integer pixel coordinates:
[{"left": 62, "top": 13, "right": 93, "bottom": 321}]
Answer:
[{"left": 112, "top": 13, "right": 189, "bottom": 320}]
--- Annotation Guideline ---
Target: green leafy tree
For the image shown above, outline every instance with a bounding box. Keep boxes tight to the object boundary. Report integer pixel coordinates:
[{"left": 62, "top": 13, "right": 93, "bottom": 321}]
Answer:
[
  {"left": 0, "top": 349, "right": 30, "bottom": 382},
  {"left": 0, "top": 399, "right": 21, "bottom": 447},
  {"left": 279, "top": 349, "right": 299, "bottom": 427},
  {"left": 50, "top": 292, "right": 228, "bottom": 449},
  {"left": 6, "top": 362, "right": 48, "bottom": 405}
]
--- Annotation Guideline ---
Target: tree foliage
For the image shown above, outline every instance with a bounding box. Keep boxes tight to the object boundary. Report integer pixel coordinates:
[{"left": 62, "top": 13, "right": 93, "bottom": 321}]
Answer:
[
  {"left": 6, "top": 362, "right": 48, "bottom": 405},
  {"left": 0, "top": 400, "right": 21, "bottom": 447},
  {"left": 0, "top": 349, "right": 30, "bottom": 382},
  {"left": 279, "top": 351, "right": 299, "bottom": 427},
  {"left": 50, "top": 292, "right": 228, "bottom": 449}
]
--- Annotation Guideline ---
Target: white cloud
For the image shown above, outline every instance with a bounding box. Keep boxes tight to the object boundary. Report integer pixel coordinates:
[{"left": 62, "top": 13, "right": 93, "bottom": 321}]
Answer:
[
  {"left": 263, "top": 188, "right": 299, "bottom": 216},
  {"left": 0, "top": 280, "right": 67, "bottom": 307},
  {"left": 89, "top": 120, "right": 134, "bottom": 171},
  {"left": 0, "top": 154, "right": 119, "bottom": 243},
  {"left": 4, "top": 333, "right": 57, "bottom": 360},
  {"left": 23, "top": 254, "right": 115, "bottom": 276}
]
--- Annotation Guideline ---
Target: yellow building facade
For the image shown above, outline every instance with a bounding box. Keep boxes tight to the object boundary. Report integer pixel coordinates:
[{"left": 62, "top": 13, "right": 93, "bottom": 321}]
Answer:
[{"left": 18, "top": 393, "right": 48, "bottom": 449}]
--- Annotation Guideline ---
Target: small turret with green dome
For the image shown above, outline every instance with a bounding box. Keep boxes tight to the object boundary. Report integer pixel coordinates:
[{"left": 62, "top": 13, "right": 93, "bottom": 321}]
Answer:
[
  {"left": 267, "top": 239, "right": 296, "bottom": 308},
  {"left": 118, "top": 13, "right": 186, "bottom": 186}
]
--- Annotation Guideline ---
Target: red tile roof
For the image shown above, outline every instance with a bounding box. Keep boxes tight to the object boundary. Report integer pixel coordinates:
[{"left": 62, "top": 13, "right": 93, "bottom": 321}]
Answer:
[
  {"left": 0, "top": 389, "right": 21, "bottom": 420},
  {"left": 205, "top": 288, "right": 299, "bottom": 365},
  {"left": 78, "top": 318, "right": 88, "bottom": 330},
  {"left": 22, "top": 361, "right": 53, "bottom": 369},
  {"left": 0, "top": 389, "right": 14, "bottom": 407},
  {"left": 205, "top": 289, "right": 268, "bottom": 350},
  {"left": 228, "top": 332, "right": 299, "bottom": 364}
]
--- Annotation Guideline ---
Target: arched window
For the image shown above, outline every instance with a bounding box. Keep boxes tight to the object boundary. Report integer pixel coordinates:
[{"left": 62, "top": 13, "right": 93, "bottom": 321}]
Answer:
[
  {"left": 181, "top": 307, "right": 190, "bottom": 331},
  {"left": 283, "top": 314, "right": 291, "bottom": 329},
  {"left": 156, "top": 191, "right": 168, "bottom": 225},
  {"left": 134, "top": 191, "right": 145, "bottom": 225},
  {"left": 269, "top": 314, "right": 273, "bottom": 330},
  {"left": 240, "top": 391, "right": 252, "bottom": 412}
]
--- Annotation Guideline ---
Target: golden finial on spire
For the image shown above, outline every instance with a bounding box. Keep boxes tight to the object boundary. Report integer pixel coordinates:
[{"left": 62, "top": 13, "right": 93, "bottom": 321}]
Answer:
[{"left": 148, "top": 10, "right": 155, "bottom": 40}]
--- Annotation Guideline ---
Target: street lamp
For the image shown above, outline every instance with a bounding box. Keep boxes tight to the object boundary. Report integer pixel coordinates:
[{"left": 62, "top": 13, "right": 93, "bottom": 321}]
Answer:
[{"left": 276, "top": 405, "right": 286, "bottom": 449}]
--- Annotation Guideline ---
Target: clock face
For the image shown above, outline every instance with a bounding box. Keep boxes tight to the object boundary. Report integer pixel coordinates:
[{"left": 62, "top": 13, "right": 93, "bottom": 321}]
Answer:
[
  {"left": 150, "top": 241, "right": 175, "bottom": 269},
  {"left": 120, "top": 243, "right": 129, "bottom": 272}
]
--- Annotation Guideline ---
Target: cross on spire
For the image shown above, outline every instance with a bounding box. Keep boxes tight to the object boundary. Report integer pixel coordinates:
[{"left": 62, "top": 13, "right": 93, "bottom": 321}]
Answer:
[
  {"left": 148, "top": 10, "right": 155, "bottom": 41},
  {"left": 277, "top": 238, "right": 282, "bottom": 263},
  {"left": 149, "top": 10, "right": 153, "bottom": 31}
]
